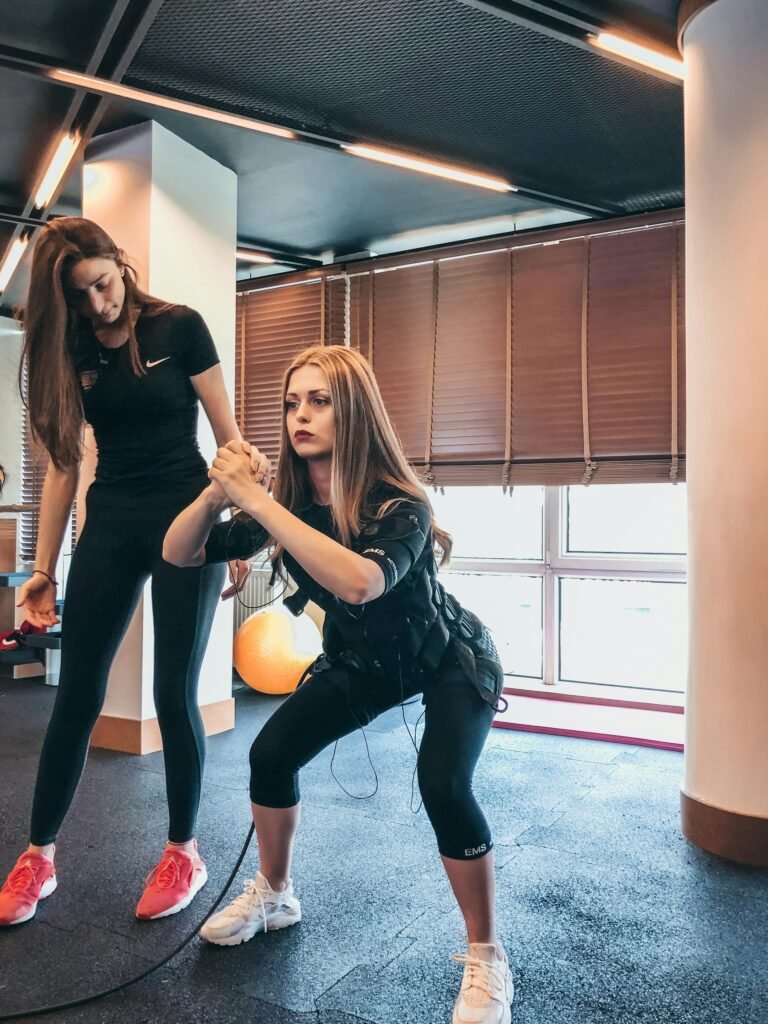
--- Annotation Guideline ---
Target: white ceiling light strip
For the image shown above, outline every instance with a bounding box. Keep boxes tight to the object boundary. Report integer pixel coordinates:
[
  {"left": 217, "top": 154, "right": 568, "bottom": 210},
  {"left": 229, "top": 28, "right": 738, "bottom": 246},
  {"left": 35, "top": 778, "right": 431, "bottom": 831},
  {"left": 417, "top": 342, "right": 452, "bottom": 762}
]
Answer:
[
  {"left": 342, "top": 143, "right": 516, "bottom": 192},
  {"left": 236, "top": 249, "right": 276, "bottom": 265},
  {"left": 34, "top": 133, "right": 79, "bottom": 209},
  {"left": 46, "top": 68, "right": 296, "bottom": 140},
  {"left": 0, "top": 237, "right": 29, "bottom": 293},
  {"left": 589, "top": 31, "right": 685, "bottom": 80}
]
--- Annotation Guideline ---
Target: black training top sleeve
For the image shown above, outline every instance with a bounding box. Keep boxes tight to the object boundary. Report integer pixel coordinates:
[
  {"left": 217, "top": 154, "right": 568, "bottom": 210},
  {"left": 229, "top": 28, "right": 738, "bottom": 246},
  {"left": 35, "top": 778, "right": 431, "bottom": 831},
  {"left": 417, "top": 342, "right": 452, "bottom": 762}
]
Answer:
[
  {"left": 175, "top": 306, "right": 220, "bottom": 377},
  {"left": 358, "top": 499, "right": 431, "bottom": 594},
  {"left": 204, "top": 511, "right": 269, "bottom": 564}
]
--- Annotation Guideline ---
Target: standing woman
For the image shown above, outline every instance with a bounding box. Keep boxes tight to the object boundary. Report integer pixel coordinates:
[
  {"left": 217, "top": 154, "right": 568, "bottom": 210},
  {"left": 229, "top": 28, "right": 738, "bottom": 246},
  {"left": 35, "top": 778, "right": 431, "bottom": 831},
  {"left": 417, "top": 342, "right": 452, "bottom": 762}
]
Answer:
[
  {"left": 0, "top": 217, "right": 248, "bottom": 926},
  {"left": 164, "top": 345, "right": 515, "bottom": 1024}
]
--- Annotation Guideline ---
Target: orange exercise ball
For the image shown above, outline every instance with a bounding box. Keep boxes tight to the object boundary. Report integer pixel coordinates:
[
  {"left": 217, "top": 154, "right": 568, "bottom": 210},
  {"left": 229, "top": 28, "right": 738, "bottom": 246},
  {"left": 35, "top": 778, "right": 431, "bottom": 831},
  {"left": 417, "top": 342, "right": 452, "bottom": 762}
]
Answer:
[
  {"left": 234, "top": 605, "right": 322, "bottom": 695},
  {"left": 303, "top": 598, "right": 325, "bottom": 634}
]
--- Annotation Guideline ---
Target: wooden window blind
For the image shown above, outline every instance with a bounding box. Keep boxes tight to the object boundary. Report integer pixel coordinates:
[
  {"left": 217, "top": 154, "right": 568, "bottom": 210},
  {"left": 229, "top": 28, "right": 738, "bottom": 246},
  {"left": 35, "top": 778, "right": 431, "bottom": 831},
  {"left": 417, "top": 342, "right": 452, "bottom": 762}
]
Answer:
[
  {"left": 235, "top": 280, "right": 324, "bottom": 462},
  {"left": 236, "top": 214, "right": 686, "bottom": 486},
  {"left": 20, "top": 413, "right": 78, "bottom": 565},
  {"left": 323, "top": 274, "right": 348, "bottom": 346},
  {"left": 369, "top": 263, "right": 437, "bottom": 460},
  {"left": 427, "top": 252, "right": 510, "bottom": 485},
  {"left": 20, "top": 406, "right": 47, "bottom": 564}
]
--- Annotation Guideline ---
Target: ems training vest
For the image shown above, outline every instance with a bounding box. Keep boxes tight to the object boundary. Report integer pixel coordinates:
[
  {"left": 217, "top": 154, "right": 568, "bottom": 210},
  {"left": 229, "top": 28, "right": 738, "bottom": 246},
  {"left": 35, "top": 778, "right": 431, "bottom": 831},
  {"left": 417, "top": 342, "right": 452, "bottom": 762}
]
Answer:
[{"left": 204, "top": 492, "right": 504, "bottom": 708}]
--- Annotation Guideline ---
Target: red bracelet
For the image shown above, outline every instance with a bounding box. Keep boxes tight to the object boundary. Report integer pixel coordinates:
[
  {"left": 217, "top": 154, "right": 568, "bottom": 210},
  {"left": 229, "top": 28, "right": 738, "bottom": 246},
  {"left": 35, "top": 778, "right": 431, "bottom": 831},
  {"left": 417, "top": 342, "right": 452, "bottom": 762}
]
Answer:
[{"left": 33, "top": 569, "right": 58, "bottom": 586}]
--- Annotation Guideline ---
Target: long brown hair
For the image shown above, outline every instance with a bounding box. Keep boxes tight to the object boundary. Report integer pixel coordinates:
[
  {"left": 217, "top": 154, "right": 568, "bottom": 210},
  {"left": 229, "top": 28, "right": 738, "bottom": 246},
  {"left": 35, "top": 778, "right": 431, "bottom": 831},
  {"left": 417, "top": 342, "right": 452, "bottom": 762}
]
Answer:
[
  {"left": 19, "top": 217, "right": 170, "bottom": 470},
  {"left": 271, "top": 345, "right": 452, "bottom": 574}
]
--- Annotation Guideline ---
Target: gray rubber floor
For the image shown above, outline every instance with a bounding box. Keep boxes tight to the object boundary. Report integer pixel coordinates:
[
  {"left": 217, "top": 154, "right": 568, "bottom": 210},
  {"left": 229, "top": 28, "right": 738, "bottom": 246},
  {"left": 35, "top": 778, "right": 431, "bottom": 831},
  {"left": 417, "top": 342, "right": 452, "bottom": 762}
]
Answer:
[{"left": 0, "top": 676, "right": 765, "bottom": 1024}]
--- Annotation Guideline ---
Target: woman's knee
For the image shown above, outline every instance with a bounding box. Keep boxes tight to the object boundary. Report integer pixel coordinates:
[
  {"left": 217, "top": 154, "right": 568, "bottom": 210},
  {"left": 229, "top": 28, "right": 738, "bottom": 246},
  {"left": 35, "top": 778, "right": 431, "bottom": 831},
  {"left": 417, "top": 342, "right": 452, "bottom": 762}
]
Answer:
[
  {"left": 248, "top": 725, "right": 296, "bottom": 777},
  {"left": 418, "top": 769, "right": 471, "bottom": 818},
  {"left": 248, "top": 729, "right": 300, "bottom": 806},
  {"left": 154, "top": 683, "right": 189, "bottom": 724},
  {"left": 50, "top": 683, "right": 105, "bottom": 735}
]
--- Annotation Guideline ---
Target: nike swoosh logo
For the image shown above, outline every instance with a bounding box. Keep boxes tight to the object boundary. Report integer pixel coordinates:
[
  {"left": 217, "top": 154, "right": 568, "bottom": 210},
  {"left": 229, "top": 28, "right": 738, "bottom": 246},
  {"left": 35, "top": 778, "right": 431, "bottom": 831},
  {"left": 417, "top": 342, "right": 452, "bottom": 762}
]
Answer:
[
  {"left": 1, "top": 637, "right": 19, "bottom": 647},
  {"left": 146, "top": 357, "right": 171, "bottom": 368}
]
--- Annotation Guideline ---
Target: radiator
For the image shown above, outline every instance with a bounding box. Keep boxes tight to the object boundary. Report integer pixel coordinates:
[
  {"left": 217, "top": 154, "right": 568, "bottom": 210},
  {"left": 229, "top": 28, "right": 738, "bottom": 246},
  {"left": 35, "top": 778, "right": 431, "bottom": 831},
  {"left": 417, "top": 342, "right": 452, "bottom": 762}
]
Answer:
[{"left": 232, "top": 567, "right": 283, "bottom": 632}]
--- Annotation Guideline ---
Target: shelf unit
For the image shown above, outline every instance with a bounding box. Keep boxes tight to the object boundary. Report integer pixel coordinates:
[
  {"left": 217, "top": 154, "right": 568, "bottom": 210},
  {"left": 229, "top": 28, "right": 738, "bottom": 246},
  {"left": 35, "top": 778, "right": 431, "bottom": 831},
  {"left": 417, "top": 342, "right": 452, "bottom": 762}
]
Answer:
[{"left": 0, "top": 523, "right": 62, "bottom": 685}]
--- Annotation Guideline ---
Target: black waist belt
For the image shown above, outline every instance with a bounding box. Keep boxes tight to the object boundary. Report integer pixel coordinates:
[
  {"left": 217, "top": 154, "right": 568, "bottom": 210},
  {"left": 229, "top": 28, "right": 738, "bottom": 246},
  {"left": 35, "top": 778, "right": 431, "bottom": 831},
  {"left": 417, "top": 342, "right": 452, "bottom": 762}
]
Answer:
[{"left": 285, "top": 582, "right": 506, "bottom": 711}]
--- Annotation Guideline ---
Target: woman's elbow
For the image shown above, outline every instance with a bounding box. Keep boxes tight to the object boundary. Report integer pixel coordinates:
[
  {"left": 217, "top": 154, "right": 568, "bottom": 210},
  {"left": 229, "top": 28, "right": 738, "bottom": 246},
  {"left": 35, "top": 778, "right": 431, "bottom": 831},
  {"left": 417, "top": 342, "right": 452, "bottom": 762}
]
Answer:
[
  {"left": 162, "top": 539, "right": 183, "bottom": 565},
  {"left": 342, "top": 568, "right": 386, "bottom": 605},
  {"left": 163, "top": 539, "right": 202, "bottom": 567}
]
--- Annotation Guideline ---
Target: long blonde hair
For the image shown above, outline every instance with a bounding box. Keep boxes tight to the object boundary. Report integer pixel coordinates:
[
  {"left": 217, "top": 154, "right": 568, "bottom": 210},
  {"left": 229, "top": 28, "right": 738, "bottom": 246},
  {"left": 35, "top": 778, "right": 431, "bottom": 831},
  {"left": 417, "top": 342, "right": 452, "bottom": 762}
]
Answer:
[
  {"left": 19, "top": 217, "right": 170, "bottom": 470},
  {"left": 271, "top": 345, "right": 452, "bottom": 573}
]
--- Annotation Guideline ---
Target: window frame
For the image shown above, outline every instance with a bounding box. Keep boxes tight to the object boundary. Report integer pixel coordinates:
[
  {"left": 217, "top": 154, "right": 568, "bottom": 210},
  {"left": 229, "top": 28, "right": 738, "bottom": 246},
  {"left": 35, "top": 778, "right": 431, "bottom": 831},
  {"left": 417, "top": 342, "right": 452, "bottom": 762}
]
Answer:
[{"left": 442, "top": 485, "right": 687, "bottom": 695}]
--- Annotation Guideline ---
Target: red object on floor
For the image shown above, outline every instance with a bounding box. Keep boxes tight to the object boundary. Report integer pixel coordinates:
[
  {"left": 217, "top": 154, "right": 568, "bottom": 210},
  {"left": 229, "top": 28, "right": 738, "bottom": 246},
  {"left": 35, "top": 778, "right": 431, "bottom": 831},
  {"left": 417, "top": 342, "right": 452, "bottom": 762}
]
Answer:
[
  {"left": 0, "top": 851, "right": 57, "bottom": 926},
  {"left": 0, "top": 620, "right": 47, "bottom": 652}
]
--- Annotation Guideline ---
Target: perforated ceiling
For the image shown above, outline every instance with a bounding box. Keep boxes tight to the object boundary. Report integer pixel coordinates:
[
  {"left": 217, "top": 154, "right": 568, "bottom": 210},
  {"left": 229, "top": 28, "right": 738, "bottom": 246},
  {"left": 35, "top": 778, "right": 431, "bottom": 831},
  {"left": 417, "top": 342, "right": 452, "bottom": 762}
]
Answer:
[{"left": 128, "top": 0, "right": 684, "bottom": 214}]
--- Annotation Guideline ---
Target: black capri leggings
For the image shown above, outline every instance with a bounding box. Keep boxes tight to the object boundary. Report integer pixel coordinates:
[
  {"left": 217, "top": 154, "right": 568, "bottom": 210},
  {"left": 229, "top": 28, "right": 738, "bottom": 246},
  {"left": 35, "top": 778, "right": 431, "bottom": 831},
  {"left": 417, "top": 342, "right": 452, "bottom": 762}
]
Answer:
[
  {"left": 29, "top": 496, "right": 225, "bottom": 846},
  {"left": 249, "top": 646, "right": 497, "bottom": 861}
]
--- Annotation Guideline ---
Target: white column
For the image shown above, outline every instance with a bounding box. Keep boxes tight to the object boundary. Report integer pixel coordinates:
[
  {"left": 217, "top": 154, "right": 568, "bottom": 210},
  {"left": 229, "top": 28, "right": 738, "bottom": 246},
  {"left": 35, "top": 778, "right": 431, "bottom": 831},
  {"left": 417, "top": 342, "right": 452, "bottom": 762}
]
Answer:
[
  {"left": 81, "top": 121, "right": 237, "bottom": 753},
  {"left": 682, "top": 0, "right": 768, "bottom": 864}
]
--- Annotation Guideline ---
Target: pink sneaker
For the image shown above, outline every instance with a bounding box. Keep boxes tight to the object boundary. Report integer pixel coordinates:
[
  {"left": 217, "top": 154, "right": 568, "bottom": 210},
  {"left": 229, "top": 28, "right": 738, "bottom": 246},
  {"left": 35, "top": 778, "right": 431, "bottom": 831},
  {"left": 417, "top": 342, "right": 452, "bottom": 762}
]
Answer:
[
  {"left": 136, "top": 842, "right": 208, "bottom": 920},
  {"left": 0, "top": 851, "right": 57, "bottom": 925},
  {"left": 0, "top": 620, "right": 47, "bottom": 652}
]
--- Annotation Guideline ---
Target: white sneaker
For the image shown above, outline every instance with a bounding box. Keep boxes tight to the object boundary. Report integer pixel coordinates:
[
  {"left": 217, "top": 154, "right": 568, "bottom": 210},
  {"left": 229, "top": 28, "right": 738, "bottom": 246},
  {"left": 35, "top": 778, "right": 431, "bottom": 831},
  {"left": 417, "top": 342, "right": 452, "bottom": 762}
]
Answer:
[
  {"left": 199, "top": 870, "right": 301, "bottom": 946},
  {"left": 452, "top": 942, "right": 514, "bottom": 1024}
]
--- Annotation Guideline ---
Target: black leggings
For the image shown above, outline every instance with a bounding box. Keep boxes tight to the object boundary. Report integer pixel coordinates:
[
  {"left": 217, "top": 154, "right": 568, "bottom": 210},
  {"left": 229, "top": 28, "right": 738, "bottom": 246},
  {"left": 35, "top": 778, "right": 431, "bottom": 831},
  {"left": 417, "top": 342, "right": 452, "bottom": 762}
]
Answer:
[
  {"left": 29, "top": 498, "right": 225, "bottom": 846},
  {"left": 249, "top": 647, "right": 496, "bottom": 861}
]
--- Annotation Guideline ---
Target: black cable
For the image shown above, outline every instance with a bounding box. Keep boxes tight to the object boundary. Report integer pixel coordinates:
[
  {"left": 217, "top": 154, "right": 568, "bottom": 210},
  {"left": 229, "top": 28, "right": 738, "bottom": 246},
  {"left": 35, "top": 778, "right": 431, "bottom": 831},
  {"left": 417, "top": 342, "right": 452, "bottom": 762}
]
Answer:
[
  {"left": 397, "top": 648, "right": 426, "bottom": 815},
  {"left": 225, "top": 521, "right": 417, "bottom": 808},
  {"left": 329, "top": 721, "right": 379, "bottom": 800},
  {"left": 0, "top": 516, "right": 276, "bottom": 1018},
  {"left": 224, "top": 517, "right": 287, "bottom": 615},
  {"left": 0, "top": 824, "right": 255, "bottom": 1021}
]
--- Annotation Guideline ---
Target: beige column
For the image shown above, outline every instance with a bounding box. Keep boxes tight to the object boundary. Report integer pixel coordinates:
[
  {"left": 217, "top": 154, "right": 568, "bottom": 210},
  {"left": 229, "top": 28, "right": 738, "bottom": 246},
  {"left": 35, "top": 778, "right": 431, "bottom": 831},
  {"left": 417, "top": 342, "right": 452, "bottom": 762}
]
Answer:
[
  {"left": 80, "top": 121, "right": 237, "bottom": 754},
  {"left": 681, "top": 0, "right": 768, "bottom": 865}
]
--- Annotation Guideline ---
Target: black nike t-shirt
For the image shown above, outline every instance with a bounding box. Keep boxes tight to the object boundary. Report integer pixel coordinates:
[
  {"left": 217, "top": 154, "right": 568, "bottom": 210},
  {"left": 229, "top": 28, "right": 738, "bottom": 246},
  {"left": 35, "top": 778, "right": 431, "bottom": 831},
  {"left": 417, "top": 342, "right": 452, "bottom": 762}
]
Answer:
[{"left": 73, "top": 304, "right": 219, "bottom": 507}]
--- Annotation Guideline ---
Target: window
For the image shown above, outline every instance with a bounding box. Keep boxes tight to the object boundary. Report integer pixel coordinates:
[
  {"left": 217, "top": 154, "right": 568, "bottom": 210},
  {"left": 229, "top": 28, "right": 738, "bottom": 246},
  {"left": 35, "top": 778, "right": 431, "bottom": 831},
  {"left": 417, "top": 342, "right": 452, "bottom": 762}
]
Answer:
[
  {"left": 437, "top": 483, "right": 687, "bottom": 698},
  {"left": 431, "top": 486, "right": 543, "bottom": 561},
  {"left": 559, "top": 577, "right": 687, "bottom": 690},
  {"left": 444, "top": 572, "right": 543, "bottom": 678},
  {"left": 565, "top": 484, "right": 687, "bottom": 556}
]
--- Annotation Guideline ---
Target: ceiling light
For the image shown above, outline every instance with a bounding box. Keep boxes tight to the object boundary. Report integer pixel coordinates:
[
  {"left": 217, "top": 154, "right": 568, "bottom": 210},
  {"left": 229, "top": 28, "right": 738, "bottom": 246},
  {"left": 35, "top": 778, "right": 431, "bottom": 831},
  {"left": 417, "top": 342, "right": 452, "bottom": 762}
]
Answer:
[
  {"left": 34, "top": 134, "right": 79, "bottom": 209},
  {"left": 236, "top": 249, "right": 276, "bottom": 265},
  {"left": 0, "top": 236, "right": 29, "bottom": 293},
  {"left": 46, "top": 69, "right": 296, "bottom": 140},
  {"left": 589, "top": 32, "right": 685, "bottom": 80},
  {"left": 342, "top": 144, "right": 516, "bottom": 192}
]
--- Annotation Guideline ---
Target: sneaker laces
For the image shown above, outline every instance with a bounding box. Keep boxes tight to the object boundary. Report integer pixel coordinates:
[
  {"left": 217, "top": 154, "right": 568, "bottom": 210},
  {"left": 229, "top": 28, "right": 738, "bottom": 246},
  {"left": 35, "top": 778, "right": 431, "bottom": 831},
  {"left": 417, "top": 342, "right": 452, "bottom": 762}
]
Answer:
[
  {"left": 144, "top": 852, "right": 182, "bottom": 891},
  {"left": 226, "top": 877, "right": 279, "bottom": 933},
  {"left": 451, "top": 952, "right": 506, "bottom": 1009},
  {"left": 4, "top": 863, "right": 36, "bottom": 895}
]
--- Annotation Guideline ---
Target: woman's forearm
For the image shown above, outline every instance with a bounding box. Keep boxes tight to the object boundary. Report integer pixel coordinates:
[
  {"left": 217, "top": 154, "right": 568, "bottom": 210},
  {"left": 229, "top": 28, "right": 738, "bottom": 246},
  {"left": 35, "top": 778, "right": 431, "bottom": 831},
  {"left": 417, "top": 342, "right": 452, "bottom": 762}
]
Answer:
[
  {"left": 211, "top": 410, "right": 241, "bottom": 449},
  {"left": 242, "top": 496, "right": 384, "bottom": 605},
  {"left": 192, "top": 364, "right": 242, "bottom": 448},
  {"left": 34, "top": 462, "right": 79, "bottom": 575},
  {"left": 163, "top": 486, "right": 229, "bottom": 566}
]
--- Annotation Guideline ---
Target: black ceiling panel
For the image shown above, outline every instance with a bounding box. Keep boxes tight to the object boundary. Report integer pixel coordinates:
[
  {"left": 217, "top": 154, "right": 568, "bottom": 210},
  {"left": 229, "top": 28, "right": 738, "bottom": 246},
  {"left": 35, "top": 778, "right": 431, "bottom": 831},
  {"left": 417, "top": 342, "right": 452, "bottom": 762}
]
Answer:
[
  {"left": 504, "top": 1, "right": 681, "bottom": 45},
  {"left": 0, "top": 223, "right": 15, "bottom": 250},
  {"left": 127, "top": 0, "right": 683, "bottom": 214},
  {"left": 0, "top": 0, "right": 115, "bottom": 66},
  {"left": 0, "top": 67, "right": 75, "bottom": 208},
  {"left": 95, "top": 97, "right": 565, "bottom": 257}
]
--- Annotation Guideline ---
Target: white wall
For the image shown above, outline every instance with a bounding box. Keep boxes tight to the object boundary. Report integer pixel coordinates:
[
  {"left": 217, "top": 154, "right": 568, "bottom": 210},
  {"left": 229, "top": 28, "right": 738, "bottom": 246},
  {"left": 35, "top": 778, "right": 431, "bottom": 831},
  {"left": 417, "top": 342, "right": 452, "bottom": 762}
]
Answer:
[
  {"left": 0, "top": 316, "right": 24, "bottom": 511},
  {"left": 83, "top": 121, "right": 238, "bottom": 721}
]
